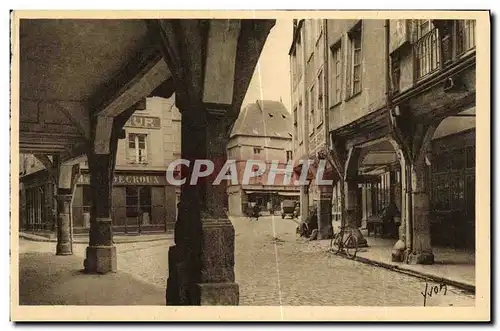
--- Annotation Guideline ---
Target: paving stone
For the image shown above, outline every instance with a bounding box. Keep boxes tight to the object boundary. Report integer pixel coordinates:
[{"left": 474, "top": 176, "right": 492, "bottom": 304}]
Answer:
[{"left": 18, "top": 216, "right": 475, "bottom": 306}]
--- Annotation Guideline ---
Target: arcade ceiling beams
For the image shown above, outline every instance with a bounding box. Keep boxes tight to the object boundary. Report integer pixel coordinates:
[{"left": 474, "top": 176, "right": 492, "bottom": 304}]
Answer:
[
  {"left": 145, "top": 19, "right": 207, "bottom": 112},
  {"left": 90, "top": 44, "right": 172, "bottom": 155},
  {"left": 146, "top": 19, "right": 275, "bottom": 135},
  {"left": 19, "top": 99, "right": 89, "bottom": 154},
  {"left": 90, "top": 46, "right": 172, "bottom": 120}
]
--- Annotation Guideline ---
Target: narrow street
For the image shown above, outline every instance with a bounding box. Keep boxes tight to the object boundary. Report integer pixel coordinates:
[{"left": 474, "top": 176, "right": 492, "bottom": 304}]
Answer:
[{"left": 19, "top": 216, "right": 474, "bottom": 306}]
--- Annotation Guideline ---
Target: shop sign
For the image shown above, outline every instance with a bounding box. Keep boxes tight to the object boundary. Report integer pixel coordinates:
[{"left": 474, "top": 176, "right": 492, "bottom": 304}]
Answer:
[
  {"left": 78, "top": 174, "right": 165, "bottom": 186},
  {"left": 124, "top": 115, "right": 161, "bottom": 129}
]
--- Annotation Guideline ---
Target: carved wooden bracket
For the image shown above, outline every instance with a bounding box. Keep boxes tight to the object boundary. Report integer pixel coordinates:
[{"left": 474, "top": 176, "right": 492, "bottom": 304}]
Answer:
[{"left": 388, "top": 106, "right": 441, "bottom": 166}]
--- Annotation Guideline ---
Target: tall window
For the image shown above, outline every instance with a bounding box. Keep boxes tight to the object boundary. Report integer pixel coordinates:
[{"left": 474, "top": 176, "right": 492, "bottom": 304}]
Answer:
[
  {"left": 347, "top": 22, "right": 362, "bottom": 97},
  {"left": 286, "top": 150, "right": 293, "bottom": 162},
  {"left": 316, "top": 70, "right": 324, "bottom": 126},
  {"left": 253, "top": 147, "right": 262, "bottom": 155},
  {"left": 306, "top": 20, "right": 314, "bottom": 57},
  {"left": 296, "top": 33, "right": 303, "bottom": 82},
  {"left": 414, "top": 19, "right": 433, "bottom": 41},
  {"left": 308, "top": 85, "right": 315, "bottom": 135},
  {"left": 457, "top": 20, "right": 476, "bottom": 55},
  {"left": 329, "top": 41, "right": 342, "bottom": 106},
  {"left": 306, "top": 53, "right": 315, "bottom": 88},
  {"left": 293, "top": 106, "right": 298, "bottom": 145},
  {"left": 290, "top": 54, "right": 296, "bottom": 87},
  {"left": 127, "top": 133, "right": 148, "bottom": 164},
  {"left": 413, "top": 20, "right": 440, "bottom": 80},
  {"left": 391, "top": 52, "right": 401, "bottom": 93},
  {"left": 298, "top": 99, "right": 303, "bottom": 143},
  {"left": 315, "top": 19, "right": 323, "bottom": 43}
]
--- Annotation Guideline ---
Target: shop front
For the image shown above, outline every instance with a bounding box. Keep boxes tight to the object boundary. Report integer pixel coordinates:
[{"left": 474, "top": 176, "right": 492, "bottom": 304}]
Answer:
[
  {"left": 72, "top": 171, "right": 176, "bottom": 234},
  {"left": 429, "top": 129, "right": 475, "bottom": 249},
  {"left": 243, "top": 187, "right": 300, "bottom": 216},
  {"left": 19, "top": 170, "right": 56, "bottom": 233}
]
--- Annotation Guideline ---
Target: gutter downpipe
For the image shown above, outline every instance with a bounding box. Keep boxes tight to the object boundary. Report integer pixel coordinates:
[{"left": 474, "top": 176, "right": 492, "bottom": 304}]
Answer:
[{"left": 385, "top": 19, "right": 413, "bottom": 260}]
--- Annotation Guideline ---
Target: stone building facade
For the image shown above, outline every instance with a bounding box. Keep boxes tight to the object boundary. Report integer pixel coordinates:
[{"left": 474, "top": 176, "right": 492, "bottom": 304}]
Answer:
[
  {"left": 227, "top": 100, "right": 299, "bottom": 216},
  {"left": 289, "top": 18, "right": 476, "bottom": 262},
  {"left": 19, "top": 95, "right": 182, "bottom": 234}
]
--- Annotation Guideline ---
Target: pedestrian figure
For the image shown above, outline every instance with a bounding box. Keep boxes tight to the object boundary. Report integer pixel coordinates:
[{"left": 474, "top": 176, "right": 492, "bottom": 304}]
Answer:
[{"left": 252, "top": 203, "right": 261, "bottom": 221}]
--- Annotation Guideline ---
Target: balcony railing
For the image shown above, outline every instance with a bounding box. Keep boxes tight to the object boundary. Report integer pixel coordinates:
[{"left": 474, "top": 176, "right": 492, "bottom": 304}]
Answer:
[
  {"left": 414, "top": 28, "right": 441, "bottom": 80},
  {"left": 413, "top": 20, "right": 476, "bottom": 82}
]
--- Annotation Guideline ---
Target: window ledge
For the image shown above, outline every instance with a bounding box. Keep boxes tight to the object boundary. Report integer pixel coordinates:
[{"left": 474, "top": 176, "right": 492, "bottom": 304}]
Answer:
[
  {"left": 329, "top": 101, "right": 342, "bottom": 109},
  {"left": 345, "top": 91, "right": 362, "bottom": 102}
]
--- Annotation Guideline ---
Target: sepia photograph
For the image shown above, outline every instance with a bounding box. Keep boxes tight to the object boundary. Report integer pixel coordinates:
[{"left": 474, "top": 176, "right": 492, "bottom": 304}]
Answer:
[{"left": 9, "top": 10, "right": 490, "bottom": 322}]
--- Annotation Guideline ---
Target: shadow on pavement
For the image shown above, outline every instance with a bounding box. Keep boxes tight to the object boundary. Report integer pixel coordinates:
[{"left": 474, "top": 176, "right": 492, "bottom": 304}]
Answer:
[{"left": 19, "top": 252, "right": 165, "bottom": 305}]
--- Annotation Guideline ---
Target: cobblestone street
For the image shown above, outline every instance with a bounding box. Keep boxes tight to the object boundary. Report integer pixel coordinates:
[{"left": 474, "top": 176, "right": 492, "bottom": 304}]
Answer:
[{"left": 19, "top": 216, "right": 475, "bottom": 306}]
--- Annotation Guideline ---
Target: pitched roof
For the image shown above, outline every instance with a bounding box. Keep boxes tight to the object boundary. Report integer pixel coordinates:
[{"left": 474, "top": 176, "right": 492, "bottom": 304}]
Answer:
[{"left": 230, "top": 100, "right": 293, "bottom": 139}]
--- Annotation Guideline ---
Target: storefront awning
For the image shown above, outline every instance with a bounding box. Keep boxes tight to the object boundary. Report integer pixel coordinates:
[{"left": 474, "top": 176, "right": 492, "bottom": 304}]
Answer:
[{"left": 245, "top": 190, "right": 299, "bottom": 196}]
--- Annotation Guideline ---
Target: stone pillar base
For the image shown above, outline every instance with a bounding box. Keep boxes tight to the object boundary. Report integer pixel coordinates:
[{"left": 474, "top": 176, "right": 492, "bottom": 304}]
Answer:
[
  {"left": 166, "top": 245, "right": 191, "bottom": 305},
  {"left": 199, "top": 219, "right": 236, "bottom": 284},
  {"left": 56, "top": 242, "right": 72, "bottom": 256},
  {"left": 351, "top": 227, "right": 368, "bottom": 248},
  {"left": 190, "top": 282, "right": 239, "bottom": 305},
  {"left": 84, "top": 246, "right": 117, "bottom": 274},
  {"left": 317, "top": 198, "right": 333, "bottom": 240},
  {"left": 407, "top": 251, "right": 434, "bottom": 265},
  {"left": 166, "top": 245, "right": 179, "bottom": 305},
  {"left": 317, "top": 228, "right": 333, "bottom": 240},
  {"left": 166, "top": 219, "right": 239, "bottom": 305},
  {"left": 391, "top": 240, "right": 406, "bottom": 262}
]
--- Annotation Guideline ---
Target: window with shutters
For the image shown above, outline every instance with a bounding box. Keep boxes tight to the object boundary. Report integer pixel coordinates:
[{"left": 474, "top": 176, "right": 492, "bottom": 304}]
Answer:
[
  {"left": 308, "top": 85, "right": 315, "bottom": 136},
  {"left": 293, "top": 106, "right": 298, "bottom": 145},
  {"left": 298, "top": 99, "right": 303, "bottom": 143},
  {"left": 127, "top": 133, "right": 148, "bottom": 164},
  {"left": 347, "top": 21, "right": 362, "bottom": 98},
  {"left": 329, "top": 40, "right": 342, "bottom": 106},
  {"left": 316, "top": 70, "right": 324, "bottom": 126},
  {"left": 456, "top": 20, "right": 476, "bottom": 55}
]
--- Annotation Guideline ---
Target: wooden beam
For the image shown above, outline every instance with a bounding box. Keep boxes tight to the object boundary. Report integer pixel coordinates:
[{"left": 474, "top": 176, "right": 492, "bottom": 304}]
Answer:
[
  {"left": 20, "top": 123, "right": 81, "bottom": 136},
  {"left": 33, "top": 154, "right": 53, "bottom": 170},
  {"left": 147, "top": 19, "right": 205, "bottom": 110},
  {"left": 20, "top": 131, "right": 83, "bottom": 140},
  {"left": 20, "top": 145, "right": 68, "bottom": 153},
  {"left": 90, "top": 46, "right": 171, "bottom": 119},
  {"left": 202, "top": 20, "right": 241, "bottom": 106},
  {"left": 229, "top": 19, "right": 276, "bottom": 123},
  {"left": 19, "top": 135, "right": 83, "bottom": 145},
  {"left": 346, "top": 126, "right": 390, "bottom": 150}
]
